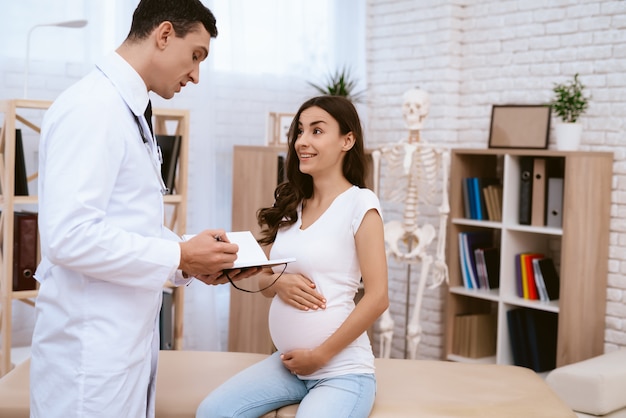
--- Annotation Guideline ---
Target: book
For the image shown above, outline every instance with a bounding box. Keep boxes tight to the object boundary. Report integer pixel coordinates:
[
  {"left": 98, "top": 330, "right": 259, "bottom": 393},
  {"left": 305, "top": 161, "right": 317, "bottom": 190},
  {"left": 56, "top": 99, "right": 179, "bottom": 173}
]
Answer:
[
  {"left": 491, "top": 184, "right": 503, "bottom": 222},
  {"left": 464, "top": 178, "right": 476, "bottom": 219},
  {"left": 508, "top": 307, "right": 559, "bottom": 372},
  {"left": 462, "top": 178, "right": 472, "bottom": 219},
  {"left": 507, "top": 308, "right": 531, "bottom": 368},
  {"left": 459, "top": 233, "right": 473, "bottom": 289},
  {"left": 474, "top": 247, "right": 500, "bottom": 290},
  {"left": 453, "top": 313, "right": 497, "bottom": 358},
  {"left": 531, "top": 158, "right": 547, "bottom": 226},
  {"left": 515, "top": 254, "right": 523, "bottom": 297},
  {"left": 469, "top": 177, "right": 482, "bottom": 219},
  {"left": 156, "top": 134, "right": 182, "bottom": 194},
  {"left": 480, "top": 178, "right": 500, "bottom": 221},
  {"left": 482, "top": 187, "right": 495, "bottom": 221},
  {"left": 474, "top": 248, "right": 488, "bottom": 289},
  {"left": 482, "top": 247, "right": 501, "bottom": 289},
  {"left": 183, "top": 231, "right": 296, "bottom": 269},
  {"left": 532, "top": 257, "right": 549, "bottom": 302},
  {"left": 521, "top": 253, "right": 543, "bottom": 300},
  {"left": 518, "top": 157, "right": 534, "bottom": 225},
  {"left": 460, "top": 231, "right": 493, "bottom": 289},
  {"left": 475, "top": 178, "right": 499, "bottom": 221},
  {"left": 538, "top": 258, "right": 560, "bottom": 300},
  {"left": 523, "top": 309, "right": 558, "bottom": 372}
]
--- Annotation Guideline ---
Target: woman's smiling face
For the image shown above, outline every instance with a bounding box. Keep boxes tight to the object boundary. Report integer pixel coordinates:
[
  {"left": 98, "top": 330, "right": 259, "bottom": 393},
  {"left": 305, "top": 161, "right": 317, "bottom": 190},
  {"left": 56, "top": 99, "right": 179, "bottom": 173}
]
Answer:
[{"left": 295, "top": 106, "right": 351, "bottom": 177}]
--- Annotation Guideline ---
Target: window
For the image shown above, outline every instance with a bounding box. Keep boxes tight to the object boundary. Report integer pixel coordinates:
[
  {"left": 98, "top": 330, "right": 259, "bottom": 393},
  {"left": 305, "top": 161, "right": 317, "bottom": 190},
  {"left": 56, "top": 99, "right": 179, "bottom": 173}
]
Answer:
[{"left": 209, "top": 0, "right": 332, "bottom": 77}]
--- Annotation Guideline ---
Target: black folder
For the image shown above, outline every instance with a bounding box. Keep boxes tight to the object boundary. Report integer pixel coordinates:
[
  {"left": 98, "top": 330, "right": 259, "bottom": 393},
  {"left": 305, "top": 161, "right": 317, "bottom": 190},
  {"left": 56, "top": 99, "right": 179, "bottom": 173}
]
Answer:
[
  {"left": 156, "top": 135, "right": 182, "bottom": 194},
  {"left": 14, "top": 129, "right": 29, "bottom": 196},
  {"left": 159, "top": 290, "right": 174, "bottom": 350},
  {"left": 518, "top": 157, "right": 534, "bottom": 225},
  {"left": 13, "top": 212, "right": 38, "bottom": 291},
  {"left": 507, "top": 308, "right": 531, "bottom": 368},
  {"left": 538, "top": 258, "right": 561, "bottom": 300}
]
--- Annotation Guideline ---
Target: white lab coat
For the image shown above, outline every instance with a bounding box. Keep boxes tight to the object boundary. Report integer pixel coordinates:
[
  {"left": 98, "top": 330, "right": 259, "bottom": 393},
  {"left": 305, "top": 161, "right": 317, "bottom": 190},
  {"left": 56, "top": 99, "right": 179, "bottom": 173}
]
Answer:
[{"left": 30, "top": 52, "right": 188, "bottom": 418}]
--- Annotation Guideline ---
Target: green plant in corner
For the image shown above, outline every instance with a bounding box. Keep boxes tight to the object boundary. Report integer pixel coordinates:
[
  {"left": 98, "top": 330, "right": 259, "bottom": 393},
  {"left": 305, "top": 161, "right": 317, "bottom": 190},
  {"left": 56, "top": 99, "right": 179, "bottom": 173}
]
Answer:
[
  {"left": 308, "top": 67, "right": 365, "bottom": 103},
  {"left": 550, "top": 73, "right": 590, "bottom": 123}
]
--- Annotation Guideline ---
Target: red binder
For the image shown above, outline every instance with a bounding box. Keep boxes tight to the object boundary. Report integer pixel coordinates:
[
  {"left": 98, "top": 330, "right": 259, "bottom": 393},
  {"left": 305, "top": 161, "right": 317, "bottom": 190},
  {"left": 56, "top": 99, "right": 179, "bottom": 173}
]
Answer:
[{"left": 13, "top": 212, "right": 38, "bottom": 291}]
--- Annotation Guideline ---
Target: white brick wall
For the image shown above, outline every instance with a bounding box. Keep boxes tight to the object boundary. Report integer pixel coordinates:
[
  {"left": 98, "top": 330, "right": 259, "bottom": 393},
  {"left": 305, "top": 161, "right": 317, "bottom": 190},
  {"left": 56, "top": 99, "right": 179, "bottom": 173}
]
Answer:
[{"left": 366, "top": 0, "right": 626, "bottom": 359}]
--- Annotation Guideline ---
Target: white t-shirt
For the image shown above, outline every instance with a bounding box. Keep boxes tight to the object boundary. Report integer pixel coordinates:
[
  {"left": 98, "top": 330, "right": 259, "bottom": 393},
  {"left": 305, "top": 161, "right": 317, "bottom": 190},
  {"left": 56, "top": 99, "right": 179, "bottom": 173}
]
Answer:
[{"left": 269, "top": 185, "right": 382, "bottom": 380}]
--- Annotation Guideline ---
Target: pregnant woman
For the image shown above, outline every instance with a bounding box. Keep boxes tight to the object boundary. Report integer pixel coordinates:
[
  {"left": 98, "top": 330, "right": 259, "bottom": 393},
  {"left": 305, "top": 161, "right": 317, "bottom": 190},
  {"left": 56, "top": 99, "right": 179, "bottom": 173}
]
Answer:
[{"left": 196, "top": 95, "right": 389, "bottom": 418}]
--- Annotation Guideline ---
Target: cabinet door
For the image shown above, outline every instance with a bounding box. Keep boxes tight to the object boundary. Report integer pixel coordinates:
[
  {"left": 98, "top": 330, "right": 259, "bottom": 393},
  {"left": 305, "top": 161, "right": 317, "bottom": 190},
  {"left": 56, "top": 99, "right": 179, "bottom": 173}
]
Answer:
[{"left": 229, "top": 146, "right": 285, "bottom": 354}]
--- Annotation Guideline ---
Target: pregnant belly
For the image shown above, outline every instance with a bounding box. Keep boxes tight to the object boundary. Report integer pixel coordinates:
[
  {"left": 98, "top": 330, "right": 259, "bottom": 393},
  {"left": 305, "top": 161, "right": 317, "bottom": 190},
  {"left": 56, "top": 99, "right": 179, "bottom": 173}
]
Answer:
[{"left": 268, "top": 297, "right": 347, "bottom": 352}]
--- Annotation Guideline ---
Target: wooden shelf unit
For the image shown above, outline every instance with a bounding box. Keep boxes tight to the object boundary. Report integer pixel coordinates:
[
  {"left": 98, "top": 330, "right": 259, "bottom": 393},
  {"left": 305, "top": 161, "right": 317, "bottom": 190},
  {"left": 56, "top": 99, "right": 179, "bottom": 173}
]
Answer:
[
  {"left": 0, "top": 99, "right": 190, "bottom": 376},
  {"left": 445, "top": 148, "right": 612, "bottom": 369}
]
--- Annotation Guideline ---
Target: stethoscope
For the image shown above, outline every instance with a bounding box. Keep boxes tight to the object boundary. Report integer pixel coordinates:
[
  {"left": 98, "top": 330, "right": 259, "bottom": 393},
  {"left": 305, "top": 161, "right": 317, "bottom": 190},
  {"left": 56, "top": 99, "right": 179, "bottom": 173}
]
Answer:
[{"left": 132, "top": 112, "right": 169, "bottom": 195}]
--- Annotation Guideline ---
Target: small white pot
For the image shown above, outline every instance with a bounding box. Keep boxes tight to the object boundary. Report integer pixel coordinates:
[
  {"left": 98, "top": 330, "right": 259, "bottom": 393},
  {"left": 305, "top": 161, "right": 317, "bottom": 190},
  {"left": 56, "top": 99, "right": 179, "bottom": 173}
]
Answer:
[{"left": 554, "top": 122, "right": 582, "bottom": 151}]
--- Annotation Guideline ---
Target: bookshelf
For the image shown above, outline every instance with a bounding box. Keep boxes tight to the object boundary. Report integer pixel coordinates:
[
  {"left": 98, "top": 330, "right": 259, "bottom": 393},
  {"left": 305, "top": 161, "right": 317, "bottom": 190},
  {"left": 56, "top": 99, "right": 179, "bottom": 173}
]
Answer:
[
  {"left": 445, "top": 148, "right": 612, "bottom": 370},
  {"left": 0, "top": 99, "right": 189, "bottom": 377}
]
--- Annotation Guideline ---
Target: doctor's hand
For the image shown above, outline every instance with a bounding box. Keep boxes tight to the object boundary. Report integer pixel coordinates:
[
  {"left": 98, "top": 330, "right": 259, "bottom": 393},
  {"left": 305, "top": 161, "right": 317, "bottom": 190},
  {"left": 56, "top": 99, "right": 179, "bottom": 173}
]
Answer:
[
  {"left": 194, "top": 267, "right": 262, "bottom": 286},
  {"left": 274, "top": 273, "right": 326, "bottom": 311},
  {"left": 196, "top": 267, "right": 261, "bottom": 285},
  {"left": 179, "top": 229, "right": 238, "bottom": 277}
]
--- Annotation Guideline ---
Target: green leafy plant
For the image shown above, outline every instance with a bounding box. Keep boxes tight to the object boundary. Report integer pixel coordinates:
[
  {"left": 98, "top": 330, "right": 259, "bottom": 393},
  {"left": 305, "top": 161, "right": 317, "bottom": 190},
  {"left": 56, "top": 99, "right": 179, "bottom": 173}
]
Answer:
[
  {"left": 550, "top": 73, "right": 589, "bottom": 123},
  {"left": 308, "top": 67, "right": 365, "bottom": 103}
]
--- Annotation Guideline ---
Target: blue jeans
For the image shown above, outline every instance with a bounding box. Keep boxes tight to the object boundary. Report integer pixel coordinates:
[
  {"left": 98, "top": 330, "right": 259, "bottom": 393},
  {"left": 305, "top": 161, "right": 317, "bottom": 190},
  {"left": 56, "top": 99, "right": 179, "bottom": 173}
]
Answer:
[{"left": 196, "top": 352, "right": 376, "bottom": 418}]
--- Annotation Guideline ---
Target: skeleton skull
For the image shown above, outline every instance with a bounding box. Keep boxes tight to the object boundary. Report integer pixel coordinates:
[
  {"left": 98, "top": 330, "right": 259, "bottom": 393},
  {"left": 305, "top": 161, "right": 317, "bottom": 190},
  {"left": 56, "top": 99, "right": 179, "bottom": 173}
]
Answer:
[{"left": 402, "top": 87, "right": 430, "bottom": 131}]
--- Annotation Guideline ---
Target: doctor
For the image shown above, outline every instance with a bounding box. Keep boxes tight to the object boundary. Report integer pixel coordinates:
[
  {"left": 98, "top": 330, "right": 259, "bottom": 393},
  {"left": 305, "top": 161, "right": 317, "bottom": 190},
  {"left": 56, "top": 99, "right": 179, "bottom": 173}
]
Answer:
[{"left": 30, "top": 1, "right": 256, "bottom": 417}]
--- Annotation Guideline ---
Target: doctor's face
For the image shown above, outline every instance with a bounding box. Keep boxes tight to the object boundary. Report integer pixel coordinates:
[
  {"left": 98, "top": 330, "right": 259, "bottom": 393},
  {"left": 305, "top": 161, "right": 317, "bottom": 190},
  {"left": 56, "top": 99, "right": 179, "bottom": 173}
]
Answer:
[{"left": 152, "top": 23, "right": 211, "bottom": 99}]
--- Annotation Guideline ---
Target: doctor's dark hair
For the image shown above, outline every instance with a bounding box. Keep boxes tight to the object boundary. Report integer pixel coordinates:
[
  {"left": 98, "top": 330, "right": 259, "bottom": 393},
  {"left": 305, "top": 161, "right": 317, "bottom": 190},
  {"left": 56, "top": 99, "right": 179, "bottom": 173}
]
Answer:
[
  {"left": 126, "top": 0, "right": 218, "bottom": 41},
  {"left": 257, "top": 95, "right": 367, "bottom": 246}
]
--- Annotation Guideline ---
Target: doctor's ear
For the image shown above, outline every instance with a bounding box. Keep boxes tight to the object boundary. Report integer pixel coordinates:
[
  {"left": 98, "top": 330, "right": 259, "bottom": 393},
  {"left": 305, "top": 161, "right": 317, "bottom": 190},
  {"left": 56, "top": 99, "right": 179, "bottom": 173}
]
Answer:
[{"left": 155, "top": 21, "right": 175, "bottom": 49}]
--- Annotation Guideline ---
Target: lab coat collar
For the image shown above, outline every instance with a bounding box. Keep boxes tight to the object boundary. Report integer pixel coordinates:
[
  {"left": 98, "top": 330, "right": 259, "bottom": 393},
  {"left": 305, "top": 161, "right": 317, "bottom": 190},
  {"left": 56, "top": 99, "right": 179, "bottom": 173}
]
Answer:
[{"left": 96, "top": 52, "right": 149, "bottom": 118}]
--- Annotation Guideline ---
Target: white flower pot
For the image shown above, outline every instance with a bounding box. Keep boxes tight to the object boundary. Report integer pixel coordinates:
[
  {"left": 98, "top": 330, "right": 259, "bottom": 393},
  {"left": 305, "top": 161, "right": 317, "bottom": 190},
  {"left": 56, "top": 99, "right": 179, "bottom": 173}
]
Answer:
[{"left": 554, "top": 122, "right": 582, "bottom": 151}]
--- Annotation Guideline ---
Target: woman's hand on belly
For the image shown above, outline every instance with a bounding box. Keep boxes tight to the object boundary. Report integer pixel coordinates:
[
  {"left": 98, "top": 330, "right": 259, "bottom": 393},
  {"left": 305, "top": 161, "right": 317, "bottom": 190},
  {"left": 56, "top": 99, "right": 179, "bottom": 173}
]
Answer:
[
  {"left": 281, "top": 348, "right": 328, "bottom": 376},
  {"left": 274, "top": 273, "right": 326, "bottom": 311}
]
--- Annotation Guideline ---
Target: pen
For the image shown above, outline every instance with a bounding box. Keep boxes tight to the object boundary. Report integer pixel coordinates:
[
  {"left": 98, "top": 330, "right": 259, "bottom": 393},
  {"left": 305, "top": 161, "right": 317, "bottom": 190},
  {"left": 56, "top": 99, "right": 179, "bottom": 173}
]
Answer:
[{"left": 214, "top": 234, "right": 223, "bottom": 242}]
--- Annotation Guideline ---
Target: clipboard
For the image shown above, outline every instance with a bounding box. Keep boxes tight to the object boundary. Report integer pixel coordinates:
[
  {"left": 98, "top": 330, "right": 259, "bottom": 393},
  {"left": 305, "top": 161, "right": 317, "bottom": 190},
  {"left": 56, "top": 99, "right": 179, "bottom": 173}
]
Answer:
[{"left": 183, "top": 231, "right": 295, "bottom": 269}]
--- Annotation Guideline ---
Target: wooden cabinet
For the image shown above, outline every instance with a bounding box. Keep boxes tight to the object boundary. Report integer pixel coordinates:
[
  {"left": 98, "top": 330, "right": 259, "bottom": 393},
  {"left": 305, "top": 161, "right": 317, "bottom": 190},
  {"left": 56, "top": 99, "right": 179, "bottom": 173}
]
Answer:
[
  {"left": 0, "top": 99, "right": 190, "bottom": 376},
  {"left": 229, "top": 145, "right": 286, "bottom": 354},
  {"left": 445, "top": 148, "right": 612, "bottom": 369}
]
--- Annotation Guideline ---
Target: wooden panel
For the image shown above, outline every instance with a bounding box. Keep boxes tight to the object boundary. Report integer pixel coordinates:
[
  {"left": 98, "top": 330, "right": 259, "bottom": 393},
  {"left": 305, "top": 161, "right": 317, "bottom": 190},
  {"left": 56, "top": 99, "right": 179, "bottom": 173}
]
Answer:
[
  {"left": 557, "top": 153, "right": 612, "bottom": 366},
  {"left": 229, "top": 146, "right": 285, "bottom": 354}
]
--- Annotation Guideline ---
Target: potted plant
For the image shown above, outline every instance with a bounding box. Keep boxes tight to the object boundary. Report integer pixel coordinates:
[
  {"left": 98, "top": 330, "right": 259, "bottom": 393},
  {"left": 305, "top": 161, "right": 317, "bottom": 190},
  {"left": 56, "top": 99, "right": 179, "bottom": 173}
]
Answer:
[
  {"left": 308, "top": 67, "right": 365, "bottom": 103},
  {"left": 550, "top": 73, "right": 589, "bottom": 150}
]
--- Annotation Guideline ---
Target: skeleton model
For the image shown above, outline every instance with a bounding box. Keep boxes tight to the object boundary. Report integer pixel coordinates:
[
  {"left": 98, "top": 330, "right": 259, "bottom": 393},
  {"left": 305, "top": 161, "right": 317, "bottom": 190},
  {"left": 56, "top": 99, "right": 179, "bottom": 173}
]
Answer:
[{"left": 372, "top": 87, "right": 450, "bottom": 359}]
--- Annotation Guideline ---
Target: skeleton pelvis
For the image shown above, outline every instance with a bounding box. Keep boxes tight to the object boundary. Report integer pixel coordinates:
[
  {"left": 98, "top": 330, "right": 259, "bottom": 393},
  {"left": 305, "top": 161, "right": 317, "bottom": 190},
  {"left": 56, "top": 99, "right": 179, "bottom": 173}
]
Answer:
[{"left": 384, "top": 220, "right": 436, "bottom": 260}]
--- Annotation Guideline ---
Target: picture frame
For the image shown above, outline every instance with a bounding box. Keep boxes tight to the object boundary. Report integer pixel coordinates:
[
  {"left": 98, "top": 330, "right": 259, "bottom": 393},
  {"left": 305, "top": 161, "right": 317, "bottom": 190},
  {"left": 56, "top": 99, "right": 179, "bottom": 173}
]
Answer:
[
  {"left": 267, "top": 112, "right": 296, "bottom": 146},
  {"left": 488, "top": 105, "right": 551, "bottom": 149}
]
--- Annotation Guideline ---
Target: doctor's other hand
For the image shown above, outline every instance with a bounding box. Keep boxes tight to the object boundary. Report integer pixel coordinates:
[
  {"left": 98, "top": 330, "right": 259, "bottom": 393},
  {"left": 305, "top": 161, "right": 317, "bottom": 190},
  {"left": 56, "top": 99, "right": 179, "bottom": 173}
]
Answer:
[
  {"left": 179, "top": 229, "right": 238, "bottom": 277},
  {"left": 195, "top": 267, "right": 262, "bottom": 286}
]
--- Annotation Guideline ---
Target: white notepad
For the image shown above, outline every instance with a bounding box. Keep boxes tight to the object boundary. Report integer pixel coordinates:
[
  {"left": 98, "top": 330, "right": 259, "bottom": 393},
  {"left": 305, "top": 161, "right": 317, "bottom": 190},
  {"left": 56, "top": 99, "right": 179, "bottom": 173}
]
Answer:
[{"left": 183, "top": 231, "right": 295, "bottom": 269}]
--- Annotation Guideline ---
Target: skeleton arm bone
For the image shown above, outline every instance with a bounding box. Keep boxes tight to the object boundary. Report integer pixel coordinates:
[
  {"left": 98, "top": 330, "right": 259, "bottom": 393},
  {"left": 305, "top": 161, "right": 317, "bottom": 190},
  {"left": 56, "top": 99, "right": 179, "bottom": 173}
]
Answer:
[{"left": 431, "top": 147, "right": 450, "bottom": 287}]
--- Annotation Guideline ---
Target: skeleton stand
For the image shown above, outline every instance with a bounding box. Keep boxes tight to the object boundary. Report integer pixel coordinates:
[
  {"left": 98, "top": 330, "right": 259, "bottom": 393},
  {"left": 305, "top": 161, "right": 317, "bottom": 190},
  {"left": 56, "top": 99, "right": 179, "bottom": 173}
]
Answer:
[{"left": 372, "top": 140, "right": 450, "bottom": 359}]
